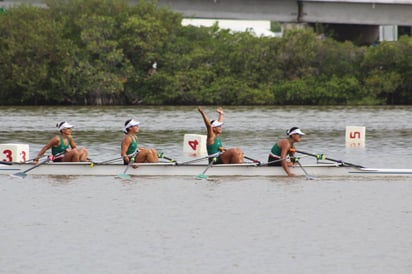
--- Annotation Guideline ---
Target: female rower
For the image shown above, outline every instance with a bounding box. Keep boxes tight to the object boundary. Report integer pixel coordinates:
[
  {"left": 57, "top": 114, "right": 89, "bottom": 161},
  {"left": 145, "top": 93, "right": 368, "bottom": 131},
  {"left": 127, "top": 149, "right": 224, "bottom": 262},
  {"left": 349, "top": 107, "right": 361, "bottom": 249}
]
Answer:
[
  {"left": 33, "top": 121, "right": 89, "bottom": 164},
  {"left": 268, "top": 127, "right": 305, "bottom": 176},
  {"left": 121, "top": 119, "right": 159, "bottom": 165},
  {"left": 198, "top": 106, "right": 243, "bottom": 164}
]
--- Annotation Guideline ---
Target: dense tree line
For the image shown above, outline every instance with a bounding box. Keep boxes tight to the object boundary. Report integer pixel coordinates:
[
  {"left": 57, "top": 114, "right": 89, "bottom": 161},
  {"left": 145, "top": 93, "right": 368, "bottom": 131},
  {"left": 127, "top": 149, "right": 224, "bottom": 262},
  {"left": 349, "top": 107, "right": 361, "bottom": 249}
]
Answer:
[{"left": 0, "top": 0, "right": 411, "bottom": 105}]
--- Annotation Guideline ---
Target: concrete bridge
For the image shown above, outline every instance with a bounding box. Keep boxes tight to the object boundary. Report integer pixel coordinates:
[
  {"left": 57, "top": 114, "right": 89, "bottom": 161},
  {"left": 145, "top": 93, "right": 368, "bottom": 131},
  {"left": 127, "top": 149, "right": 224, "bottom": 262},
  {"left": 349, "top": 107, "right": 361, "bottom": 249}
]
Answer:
[
  {"left": 156, "top": 0, "right": 412, "bottom": 43},
  {"left": 2, "top": 0, "right": 411, "bottom": 26},
  {"left": 157, "top": 0, "right": 412, "bottom": 26},
  {"left": 2, "top": 0, "right": 411, "bottom": 42}
]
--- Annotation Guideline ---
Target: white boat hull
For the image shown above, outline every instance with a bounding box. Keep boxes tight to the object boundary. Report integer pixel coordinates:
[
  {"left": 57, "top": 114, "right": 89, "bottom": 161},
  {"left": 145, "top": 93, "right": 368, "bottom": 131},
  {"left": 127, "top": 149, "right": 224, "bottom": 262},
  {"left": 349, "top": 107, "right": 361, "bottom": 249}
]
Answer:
[{"left": 1, "top": 162, "right": 412, "bottom": 178}]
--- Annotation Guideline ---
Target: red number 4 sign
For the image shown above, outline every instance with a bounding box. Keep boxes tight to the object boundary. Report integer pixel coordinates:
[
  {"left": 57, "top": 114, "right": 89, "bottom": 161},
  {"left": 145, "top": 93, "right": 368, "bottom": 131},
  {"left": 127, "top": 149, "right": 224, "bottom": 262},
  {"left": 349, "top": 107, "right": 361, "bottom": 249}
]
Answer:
[{"left": 188, "top": 140, "right": 199, "bottom": 151}]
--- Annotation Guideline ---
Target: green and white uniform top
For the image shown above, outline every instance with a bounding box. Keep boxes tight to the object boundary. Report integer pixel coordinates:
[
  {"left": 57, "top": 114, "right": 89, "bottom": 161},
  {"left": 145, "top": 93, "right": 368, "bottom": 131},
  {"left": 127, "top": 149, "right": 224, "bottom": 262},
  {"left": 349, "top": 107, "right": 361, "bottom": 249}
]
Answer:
[
  {"left": 269, "top": 143, "right": 281, "bottom": 158},
  {"left": 207, "top": 137, "right": 223, "bottom": 157},
  {"left": 126, "top": 136, "right": 138, "bottom": 156},
  {"left": 52, "top": 135, "right": 70, "bottom": 156}
]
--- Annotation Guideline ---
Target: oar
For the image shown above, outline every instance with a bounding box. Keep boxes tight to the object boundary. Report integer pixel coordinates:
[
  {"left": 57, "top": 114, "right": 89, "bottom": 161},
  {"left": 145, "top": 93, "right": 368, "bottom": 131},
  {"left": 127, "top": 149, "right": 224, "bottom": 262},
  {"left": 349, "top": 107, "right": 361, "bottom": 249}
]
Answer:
[
  {"left": 7, "top": 155, "right": 46, "bottom": 164},
  {"left": 23, "top": 156, "right": 45, "bottom": 163},
  {"left": 118, "top": 151, "right": 138, "bottom": 179},
  {"left": 244, "top": 155, "right": 261, "bottom": 166},
  {"left": 296, "top": 150, "right": 364, "bottom": 168},
  {"left": 195, "top": 155, "right": 219, "bottom": 180},
  {"left": 157, "top": 152, "right": 177, "bottom": 164},
  {"left": 97, "top": 156, "right": 123, "bottom": 165},
  {"left": 296, "top": 160, "right": 316, "bottom": 180},
  {"left": 178, "top": 156, "right": 209, "bottom": 166},
  {"left": 260, "top": 156, "right": 290, "bottom": 166},
  {"left": 10, "top": 152, "right": 64, "bottom": 179}
]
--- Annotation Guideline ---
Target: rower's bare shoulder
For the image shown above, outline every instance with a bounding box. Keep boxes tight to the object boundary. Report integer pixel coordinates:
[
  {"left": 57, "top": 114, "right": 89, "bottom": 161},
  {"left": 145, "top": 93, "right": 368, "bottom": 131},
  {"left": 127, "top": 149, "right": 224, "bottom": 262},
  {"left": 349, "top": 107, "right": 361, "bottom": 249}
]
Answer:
[
  {"left": 50, "top": 135, "right": 61, "bottom": 144},
  {"left": 278, "top": 138, "right": 289, "bottom": 147}
]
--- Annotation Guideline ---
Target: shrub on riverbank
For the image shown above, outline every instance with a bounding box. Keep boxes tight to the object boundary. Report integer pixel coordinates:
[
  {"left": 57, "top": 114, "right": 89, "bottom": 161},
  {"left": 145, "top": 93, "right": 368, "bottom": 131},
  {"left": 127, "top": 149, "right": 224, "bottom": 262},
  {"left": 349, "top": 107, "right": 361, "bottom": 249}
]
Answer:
[{"left": 0, "top": 0, "right": 411, "bottom": 105}]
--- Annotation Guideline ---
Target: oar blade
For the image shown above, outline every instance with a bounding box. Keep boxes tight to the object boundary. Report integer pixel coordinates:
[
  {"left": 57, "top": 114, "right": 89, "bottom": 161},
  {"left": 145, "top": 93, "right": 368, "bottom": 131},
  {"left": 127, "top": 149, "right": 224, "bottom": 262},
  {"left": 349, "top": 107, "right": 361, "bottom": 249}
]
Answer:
[
  {"left": 195, "top": 173, "right": 208, "bottom": 180},
  {"left": 296, "top": 161, "right": 316, "bottom": 180},
  {"left": 118, "top": 173, "right": 131, "bottom": 180},
  {"left": 305, "top": 174, "right": 316, "bottom": 180},
  {"left": 10, "top": 172, "right": 27, "bottom": 179}
]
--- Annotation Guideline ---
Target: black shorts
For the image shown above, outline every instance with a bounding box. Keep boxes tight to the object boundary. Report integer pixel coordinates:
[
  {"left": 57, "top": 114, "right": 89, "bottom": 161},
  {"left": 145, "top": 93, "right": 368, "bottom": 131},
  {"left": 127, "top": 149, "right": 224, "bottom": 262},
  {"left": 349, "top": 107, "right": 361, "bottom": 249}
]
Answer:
[
  {"left": 268, "top": 155, "right": 282, "bottom": 166},
  {"left": 123, "top": 158, "right": 134, "bottom": 165},
  {"left": 208, "top": 156, "right": 224, "bottom": 164},
  {"left": 52, "top": 154, "right": 65, "bottom": 162},
  {"left": 123, "top": 154, "right": 138, "bottom": 165}
]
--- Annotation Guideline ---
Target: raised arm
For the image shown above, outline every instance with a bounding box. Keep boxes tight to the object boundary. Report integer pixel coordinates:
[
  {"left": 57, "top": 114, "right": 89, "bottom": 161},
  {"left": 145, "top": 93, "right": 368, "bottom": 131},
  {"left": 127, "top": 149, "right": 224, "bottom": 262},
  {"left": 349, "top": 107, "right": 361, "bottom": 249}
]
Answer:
[
  {"left": 216, "top": 107, "right": 224, "bottom": 122},
  {"left": 198, "top": 106, "right": 210, "bottom": 125},
  {"left": 198, "top": 106, "right": 215, "bottom": 144},
  {"left": 198, "top": 106, "right": 212, "bottom": 130}
]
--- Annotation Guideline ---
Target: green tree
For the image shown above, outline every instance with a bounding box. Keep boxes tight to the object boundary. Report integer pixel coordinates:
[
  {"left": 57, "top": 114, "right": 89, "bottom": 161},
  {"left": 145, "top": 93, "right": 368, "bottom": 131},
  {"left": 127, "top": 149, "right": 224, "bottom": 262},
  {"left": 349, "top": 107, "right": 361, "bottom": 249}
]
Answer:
[
  {"left": 1, "top": 0, "right": 412, "bottom": 105},
  {"left": 0, "top": 4, "right": 74, "bottom": 104},
  {"left": 361, "top": 37, "right": 412, "bottom": 104}
]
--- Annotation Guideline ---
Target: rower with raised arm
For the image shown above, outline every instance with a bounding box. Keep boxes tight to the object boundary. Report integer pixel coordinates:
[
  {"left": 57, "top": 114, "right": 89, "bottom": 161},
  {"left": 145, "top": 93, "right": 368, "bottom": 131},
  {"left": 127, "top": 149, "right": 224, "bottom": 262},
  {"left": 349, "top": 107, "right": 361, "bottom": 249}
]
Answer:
[
  {"left": 198, "top": 106, "right": 243, "bottom": 164},
  {"left": 33, "top": 121, "right": 89, "bottom": 164},
  {"left": 268, "top": 127, "right": 305, "bottom": 176},
  {"left": 121, "top": 119, "right": 159, "bottom": 165}
]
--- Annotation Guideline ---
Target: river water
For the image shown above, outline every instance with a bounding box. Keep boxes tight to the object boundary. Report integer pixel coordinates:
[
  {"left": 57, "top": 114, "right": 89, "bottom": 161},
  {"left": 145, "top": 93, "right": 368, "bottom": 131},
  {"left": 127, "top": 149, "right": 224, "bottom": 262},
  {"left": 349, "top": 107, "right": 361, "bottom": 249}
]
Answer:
[{"left": 1, "top": 106, "right": 412, "bottom": 274}]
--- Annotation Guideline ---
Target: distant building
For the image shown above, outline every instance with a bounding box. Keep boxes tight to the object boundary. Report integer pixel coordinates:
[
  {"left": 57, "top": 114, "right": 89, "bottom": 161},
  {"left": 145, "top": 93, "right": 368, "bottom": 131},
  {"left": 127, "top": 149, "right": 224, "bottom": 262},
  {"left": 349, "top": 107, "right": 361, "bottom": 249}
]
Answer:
[{"left": 182, "top": 19, "right": 282, "bottom": 37}]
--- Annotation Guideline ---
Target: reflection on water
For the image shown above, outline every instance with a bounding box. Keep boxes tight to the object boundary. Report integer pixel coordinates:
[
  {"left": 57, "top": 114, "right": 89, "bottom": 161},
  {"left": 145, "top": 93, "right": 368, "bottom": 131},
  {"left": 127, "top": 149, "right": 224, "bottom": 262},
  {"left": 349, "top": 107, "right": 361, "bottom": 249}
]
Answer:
[{"left": 1, "top": 105, "right": 412, "bottom": 168}]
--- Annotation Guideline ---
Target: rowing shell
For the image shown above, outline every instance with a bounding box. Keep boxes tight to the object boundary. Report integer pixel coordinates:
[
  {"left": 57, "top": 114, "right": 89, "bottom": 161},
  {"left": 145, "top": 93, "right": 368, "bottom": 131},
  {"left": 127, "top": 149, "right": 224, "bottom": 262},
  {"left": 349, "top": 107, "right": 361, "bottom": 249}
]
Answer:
[{"left": 1, "top": 162, "right": 412, "bottom": 177}]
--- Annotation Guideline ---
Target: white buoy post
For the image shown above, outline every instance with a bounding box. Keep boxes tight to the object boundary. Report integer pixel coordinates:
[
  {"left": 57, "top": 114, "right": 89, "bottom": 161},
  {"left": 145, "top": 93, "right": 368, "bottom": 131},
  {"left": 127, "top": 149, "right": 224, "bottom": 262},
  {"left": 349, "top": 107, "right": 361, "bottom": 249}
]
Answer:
[
  {"left": 0, "top": 144, "right": 30, "bottom": 162},
  {"left": 345, "top": 126, "right": 366, "bottom": 148},
  {"left": 183, "top": 134, "right": 208, "bottom": 157}
]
